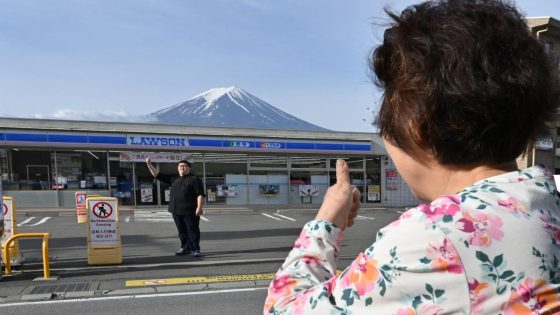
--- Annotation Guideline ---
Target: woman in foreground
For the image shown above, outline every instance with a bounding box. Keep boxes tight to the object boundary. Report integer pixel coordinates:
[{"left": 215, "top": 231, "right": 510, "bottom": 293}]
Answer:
[{"left": 264, "top": 0, "right": 560, "bottom": 313}]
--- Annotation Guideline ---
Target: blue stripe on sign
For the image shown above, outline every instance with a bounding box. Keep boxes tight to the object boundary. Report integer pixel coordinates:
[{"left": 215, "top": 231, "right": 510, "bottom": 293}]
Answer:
[
  {"left": 316, "top": 143, "right": 344, "bottom": 151},
  {"left": 88, "top": 135, "right": 127, "bottom": 144},
  {"left": 6, "top": 133, "right": 48, "bottom": 142},
  {"left": 344, "top": 144, "right": 371, "bottom": 151},
  {"left": 189, "top": 139, "right": 223, "bottom": 147},
  {"left": 286, "top": 142, "right": 315, "bottom": 150},
  {"left": 48, "top": 134, "right": 88, "bottom": 143}
]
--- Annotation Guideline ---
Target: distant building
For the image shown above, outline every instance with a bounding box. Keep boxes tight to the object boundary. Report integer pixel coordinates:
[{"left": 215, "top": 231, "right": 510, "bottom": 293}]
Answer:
[
  {"left": 0, "top": 117, "right": 419, "bottom": 208},
  {"left": 519, "top": 17, "right": 560, "bottom": 172}
]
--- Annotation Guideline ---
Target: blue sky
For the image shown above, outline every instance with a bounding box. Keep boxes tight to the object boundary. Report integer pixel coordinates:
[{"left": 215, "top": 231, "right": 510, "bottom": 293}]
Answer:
[{"left": 1, "top": 0, "right": 558, "bottom": 132}]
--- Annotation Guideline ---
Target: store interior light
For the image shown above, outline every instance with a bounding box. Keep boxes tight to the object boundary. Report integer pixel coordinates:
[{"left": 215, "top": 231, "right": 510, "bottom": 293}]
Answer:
[{"left": 87, "top": 151, "right": 100, "bottom": 160}]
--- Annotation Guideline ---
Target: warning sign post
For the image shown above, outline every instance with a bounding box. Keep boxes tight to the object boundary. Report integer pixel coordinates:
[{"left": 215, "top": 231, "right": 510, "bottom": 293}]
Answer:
[
  {"left": 1, "top": 196, "right": 21, "bottom": 263},
  {"left": 75, "top": 191, "right": 87, "bottom": 223},
  {"left": 86, "top": 197, "right": 122, "bottom": 265}
]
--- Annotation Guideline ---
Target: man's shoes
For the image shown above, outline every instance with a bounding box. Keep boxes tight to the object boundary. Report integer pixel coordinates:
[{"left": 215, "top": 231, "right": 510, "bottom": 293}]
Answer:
[
  {"left": 175, "top": 248, "right": 190, "bottom": 256},
  {"left": 192, "top": 250, "right": 201, "bottom": 257}
]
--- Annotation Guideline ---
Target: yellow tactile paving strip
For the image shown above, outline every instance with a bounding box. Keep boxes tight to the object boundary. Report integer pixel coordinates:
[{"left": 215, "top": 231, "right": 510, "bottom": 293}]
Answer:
[{"left": 126, "top": 273, "right": 275, "bottom": 287}]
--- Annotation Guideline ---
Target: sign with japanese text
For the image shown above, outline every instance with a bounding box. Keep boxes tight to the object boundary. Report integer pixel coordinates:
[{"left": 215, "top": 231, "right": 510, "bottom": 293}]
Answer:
[
  {"left": 88, "top": 199, "right": 118, "bottom": 247},
  {"left": 119, "top": 152, "right": 193, "bottom": 163}
]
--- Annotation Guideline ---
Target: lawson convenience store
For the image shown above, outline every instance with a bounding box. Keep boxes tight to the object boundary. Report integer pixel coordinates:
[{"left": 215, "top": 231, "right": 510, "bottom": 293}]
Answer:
[{"left": 0, "top": 117, "right": 418, "bottom": 208}]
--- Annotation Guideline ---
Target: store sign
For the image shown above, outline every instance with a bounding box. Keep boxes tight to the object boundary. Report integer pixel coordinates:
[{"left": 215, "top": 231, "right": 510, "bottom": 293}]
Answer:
[
  {"left": 257, "top": 142, "right": 284, "bottom": 149},
  {"left": 224, "top": 140, "right": 254, "bottom": 148},
  {"left": 128, "top": 135, "right": 188, "bottom": 147},
  {"left": 120, "top": 152, "right": 192, "bottom": 163}
]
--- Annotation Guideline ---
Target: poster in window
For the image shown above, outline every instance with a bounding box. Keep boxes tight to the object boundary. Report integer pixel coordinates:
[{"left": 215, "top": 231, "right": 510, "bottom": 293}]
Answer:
[
  {"left": 141, "top": 185, "right": 153, "bottom": 203},
  {"left": 217, "top": 185, "right": 237, "bottom": 197},
  {"left": 367, "top": 185, "right": 381, "bottom": 201},
  {"left": 386, "top": 169, "right": 398, "bottom": 191},
  {"left": 298, "top": 185, "right": 319, "bottom": 196},
  {"left": 259, "top": 184, "right": 279, "bottom": 195}
]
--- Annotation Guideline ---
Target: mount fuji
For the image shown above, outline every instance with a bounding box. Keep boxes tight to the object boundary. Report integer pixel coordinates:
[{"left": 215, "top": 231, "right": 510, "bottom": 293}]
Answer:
[{"left": 148, "top": 87, "right": 328, "bottom": 131}]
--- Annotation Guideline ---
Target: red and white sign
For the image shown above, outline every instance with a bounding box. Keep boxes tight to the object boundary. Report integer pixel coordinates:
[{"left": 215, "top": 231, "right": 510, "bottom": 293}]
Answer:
[
  {"left": 1, "top": 198, "right": 14, "bottom": 244},
  {"left": 75, "top": 191, "right": 87, "bottom": 223},
  {"left": 88, "top": 199, "right": 118, "bottom": 247}
]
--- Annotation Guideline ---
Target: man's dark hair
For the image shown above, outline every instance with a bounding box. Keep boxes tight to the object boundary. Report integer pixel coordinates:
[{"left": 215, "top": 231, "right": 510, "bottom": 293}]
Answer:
[
  {"left": 178, "top": 160, "right": 191, "bottom": 167},
  {"left": 371, "top": 0, "right": 559, "bottom": 165}
]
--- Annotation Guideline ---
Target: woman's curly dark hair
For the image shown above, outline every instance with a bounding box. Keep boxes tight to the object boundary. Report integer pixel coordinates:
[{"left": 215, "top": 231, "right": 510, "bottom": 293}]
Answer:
[{"left": 371, "top": 0, "right": 559, "bottom": 166}]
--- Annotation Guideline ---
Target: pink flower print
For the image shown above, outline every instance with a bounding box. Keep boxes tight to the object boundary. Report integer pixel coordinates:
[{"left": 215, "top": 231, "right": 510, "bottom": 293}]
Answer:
[
  {"left": 497, "top": 197, "right": 528, "bottom": 215},
  {"left": 540, "top": 216, "right": 560, "bottom": 243},
  {"left": 300, "top": 254, "right": 320, "bottom": 267},
  {"left": 502, "top": 277, "right": 560, "bottom": 314},
  {"left": 417, "top": 304, "right": 444, "bottom": 315},
  {"left": 264, "top": 274, "right": 297, "bottom": 313},
  {"left": 425, "top": 239, "right": 463, "bottom": 274},
  {"left": 294, "top": 230, "right": 311, "bottom": 249},
  {"left": 456, "top": 210, "right": 504, "bottom": 247},
  {"left": 468, "top": 278, "right": 491, "bottom": 314},
  {"left": 340, "top": 252, "right": 380, "bottom": 296},
  {"left": 420, "top": 197, "right": 461, "bottom": 221},
  {"left": 290, "top": 289, "right": 313, "bottom": 315},
  {"left": 396, "top": 307, "right": 416, "bottom": 315}
]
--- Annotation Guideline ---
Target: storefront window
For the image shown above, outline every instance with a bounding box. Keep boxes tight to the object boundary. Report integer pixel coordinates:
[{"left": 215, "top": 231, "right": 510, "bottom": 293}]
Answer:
[
  {"left": 249, "top": 169, "right": 289, "bottom": 205},
  {"left": 289, "top": 170, "right": 328, "bottom": 205},
  {"left": 53, "top": 151, "right": 108, "bottom": 190},
  {"left": 204, "top": 153, "right": 247, "bottom": 205},
  {"left": 109, "top": 158, "right": 134, "bottom": 206},
  {"left": 5, "top": 149, "right": 52, "bottom": 190},
  {"left": 365, "top": 157, "right": 382, "bottom": 203}
]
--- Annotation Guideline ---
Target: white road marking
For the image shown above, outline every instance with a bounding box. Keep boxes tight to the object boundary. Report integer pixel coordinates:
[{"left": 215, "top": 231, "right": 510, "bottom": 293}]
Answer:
[
  {"left": 356, "top": 215, "right": 375, "bottom": 220},
  {"left": 28, "top": 217, "right": 51, "bottom": 226},
  {"left": 261, "top": 213, "right": 282, "bottom": 221},
  {"left": 396, "top": 210, "right": 404, "bottom": 214},
  {"left": 273, "top": 213, "right": 296, "bottom": 221},
  {"left": 200, "top": 215, "right": 209, "bottom": 222},
  {"left": 0, "top": 287, "right": 268, "bottom": 308},
  {"left": 17, "top": 217, "right": 35, "bottom": 226}
]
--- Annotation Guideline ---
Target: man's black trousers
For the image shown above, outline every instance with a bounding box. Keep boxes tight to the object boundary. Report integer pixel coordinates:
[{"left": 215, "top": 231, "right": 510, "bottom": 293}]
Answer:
[{"left": 172, "top": 213, "right": 200, "bottom": 252}]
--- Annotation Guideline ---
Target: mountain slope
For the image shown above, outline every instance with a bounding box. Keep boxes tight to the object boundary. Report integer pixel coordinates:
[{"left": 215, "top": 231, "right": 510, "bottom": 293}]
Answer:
[{"left": 148, "top": 87, "right": 328, "bottom": 131}]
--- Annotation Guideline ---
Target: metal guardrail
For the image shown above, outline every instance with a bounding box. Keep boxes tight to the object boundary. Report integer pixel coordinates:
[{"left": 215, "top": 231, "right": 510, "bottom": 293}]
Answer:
[{"left": 3, "top": 233, "right": 52, "bottom": 279}]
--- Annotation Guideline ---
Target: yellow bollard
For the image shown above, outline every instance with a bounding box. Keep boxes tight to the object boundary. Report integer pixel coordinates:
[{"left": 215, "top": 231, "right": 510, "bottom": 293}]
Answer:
[{"left": 2, "top": 233, "right": 56, "bottom": 280}]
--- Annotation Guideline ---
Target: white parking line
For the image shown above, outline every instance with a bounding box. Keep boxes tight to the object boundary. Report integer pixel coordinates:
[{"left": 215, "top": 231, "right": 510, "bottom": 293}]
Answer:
[
  {"left": 261, "top": 213, "right": 282, "bottom": 221},
  {"left": 200, "top": 215, "right": 209, "bottom": 222},
  {"left": 273, "top": 213, "right": 296, "bottom": 221},
  {"left": 28, "top": 217, "right": 52, "bottom": 226},
  {"left": 356, "top": 215, "right": 375, "bottom": 220},
  {"left": 17, "top": 217, "right": 35, "bottom": 226}
]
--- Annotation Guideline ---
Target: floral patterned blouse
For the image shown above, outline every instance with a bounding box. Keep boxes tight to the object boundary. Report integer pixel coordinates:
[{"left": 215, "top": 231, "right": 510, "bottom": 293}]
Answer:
[{"left": 264, "top": 166, "right": 560, "bottom": 314}]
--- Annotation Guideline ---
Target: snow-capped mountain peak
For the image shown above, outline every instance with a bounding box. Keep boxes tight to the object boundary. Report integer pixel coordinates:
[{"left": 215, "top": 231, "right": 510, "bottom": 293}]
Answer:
[{"left": 148, "top": 87, "right": 328, "bottom": 131}]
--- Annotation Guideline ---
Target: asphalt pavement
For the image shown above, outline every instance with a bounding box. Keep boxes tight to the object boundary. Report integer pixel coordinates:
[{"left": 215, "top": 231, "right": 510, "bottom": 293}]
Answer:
[{"left": 0, "top": 205, "right": 402, "bottom": 314}]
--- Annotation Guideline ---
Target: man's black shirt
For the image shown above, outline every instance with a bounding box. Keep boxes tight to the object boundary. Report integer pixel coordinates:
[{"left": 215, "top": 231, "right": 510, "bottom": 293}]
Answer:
[{"left": 156, "top": 173, "right": 205, "bottom": 215}]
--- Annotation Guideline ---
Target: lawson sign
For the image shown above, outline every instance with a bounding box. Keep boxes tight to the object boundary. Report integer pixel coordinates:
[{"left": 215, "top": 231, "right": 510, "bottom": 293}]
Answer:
[{"left": 127, "top": 135, "right": 188, "bottom": 148}]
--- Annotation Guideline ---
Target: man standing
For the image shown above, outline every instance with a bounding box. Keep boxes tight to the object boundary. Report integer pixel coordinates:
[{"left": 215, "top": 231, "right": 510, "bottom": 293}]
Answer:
[{"left": 146, "top": 157, "right": 205, "bottom": 257}]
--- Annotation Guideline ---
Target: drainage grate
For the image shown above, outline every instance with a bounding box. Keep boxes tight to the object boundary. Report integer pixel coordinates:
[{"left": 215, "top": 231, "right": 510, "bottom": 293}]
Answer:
[{"left": 29, "top": 282, "right": 91, "bottom": 294}]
